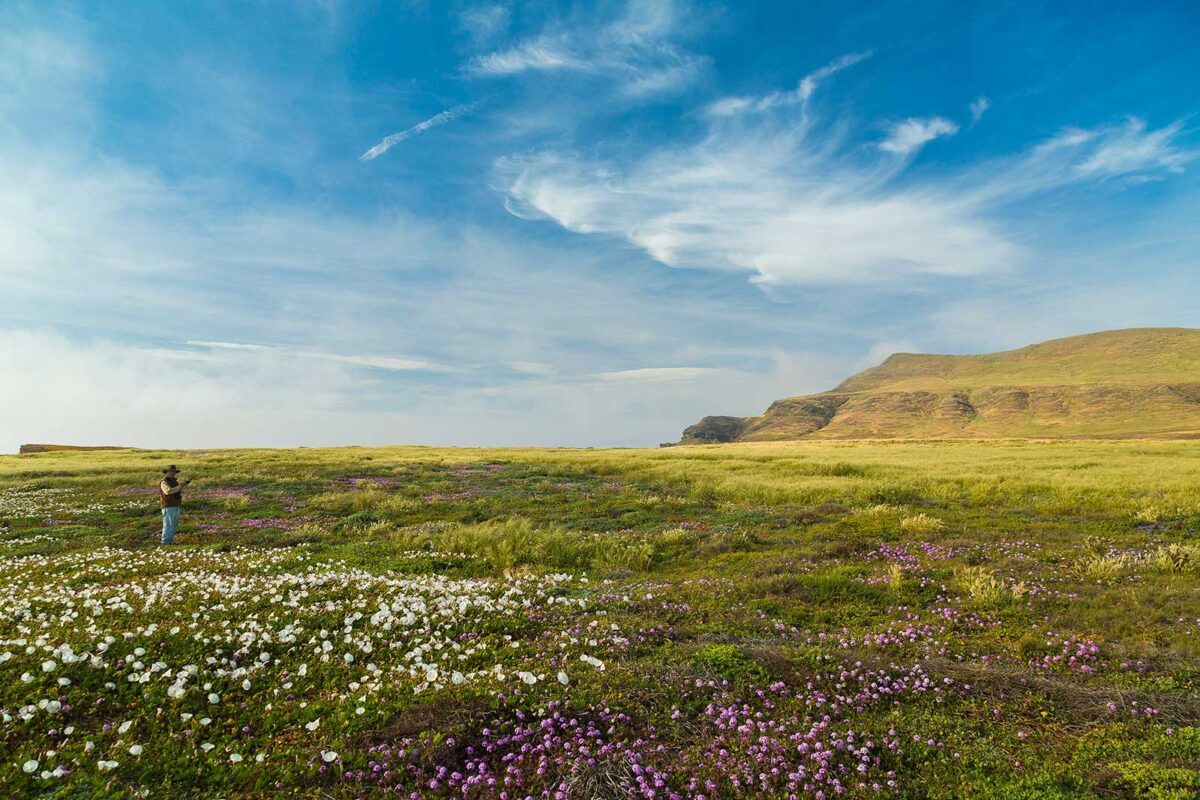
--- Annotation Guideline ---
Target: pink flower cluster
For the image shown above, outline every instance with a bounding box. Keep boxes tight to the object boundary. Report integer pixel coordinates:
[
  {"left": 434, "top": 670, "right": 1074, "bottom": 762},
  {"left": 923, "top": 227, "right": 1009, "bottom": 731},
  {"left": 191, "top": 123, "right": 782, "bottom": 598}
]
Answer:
[
  {"left": 342, "top": 664, "right": 960, "bottom": 798},
  {"left": 240, "top": 516, "right": 318, "bottom": 530},
  {"left": 1031, "top": 634, "right": 1106, "bottom": 674}
]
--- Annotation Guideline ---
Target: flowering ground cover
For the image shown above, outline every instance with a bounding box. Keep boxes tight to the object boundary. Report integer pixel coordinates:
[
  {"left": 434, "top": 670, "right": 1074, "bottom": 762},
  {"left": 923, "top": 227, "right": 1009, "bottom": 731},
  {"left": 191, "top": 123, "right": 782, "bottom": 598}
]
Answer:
[{"left": 0, "top": 441, "right": 1199, "bottom": 798}]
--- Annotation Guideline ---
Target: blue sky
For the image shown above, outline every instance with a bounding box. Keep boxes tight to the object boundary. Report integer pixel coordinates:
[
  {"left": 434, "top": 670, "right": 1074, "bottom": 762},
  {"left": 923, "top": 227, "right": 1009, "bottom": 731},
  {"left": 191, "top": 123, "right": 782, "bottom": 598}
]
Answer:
[{"left": 1, "top": 0, "right": 1197, "bottom": 451}]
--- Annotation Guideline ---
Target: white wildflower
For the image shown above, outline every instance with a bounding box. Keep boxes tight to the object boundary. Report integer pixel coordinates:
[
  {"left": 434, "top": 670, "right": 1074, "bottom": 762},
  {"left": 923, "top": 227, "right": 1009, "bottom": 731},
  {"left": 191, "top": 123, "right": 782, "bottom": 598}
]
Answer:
[{"left": 580, "top": 654, "right": 606, "bottom": 671}]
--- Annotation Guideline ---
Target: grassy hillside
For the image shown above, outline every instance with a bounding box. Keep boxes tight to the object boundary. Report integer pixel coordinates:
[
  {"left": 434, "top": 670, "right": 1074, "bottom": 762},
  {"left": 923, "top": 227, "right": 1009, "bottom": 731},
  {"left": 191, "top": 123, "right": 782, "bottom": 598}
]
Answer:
[
  {"left": 1, "top": 442, "right": 1199, "bottom": 798},
  {"left": 680, "top": 328, "right": 1200, "bottom": 443},
  {"left": 837, "top": 328, "right": 1200, "bottom": 392}
]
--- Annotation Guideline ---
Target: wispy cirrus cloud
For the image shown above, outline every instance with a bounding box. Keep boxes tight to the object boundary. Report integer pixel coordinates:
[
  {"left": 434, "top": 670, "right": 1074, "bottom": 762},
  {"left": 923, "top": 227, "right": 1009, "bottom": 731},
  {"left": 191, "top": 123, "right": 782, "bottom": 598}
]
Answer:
[
  {"left": 464, "top": 0, "right": 706, "bottom": 98},
  {"left": 878, "top": 116, "right": 959, "bottom": 155},
  {"left": 1073, "top": 117, "right": 1194, "bottom": 178},
  {"left": 496, "top": 57, "right": 1196, "bottom": 286},
  {"left": 360, "top": 103, "right": 479, "bottom": 161},
  {"left": 707, "top": 50, "right": 874, "bottom": 116},
  {"left": 468, "top": 39, "right": 581, "bottom": 76},
  {"left": 595, "top": 366, "right": 723, "bottom": 383},
  {"left": 969, "top": 95, "right": 990, "bottom": 123},
  {"left": 457, "top": 3, "right": 510, "bottom": 46},
  {"left": 962, "top": 117, "right": 1197, "bottom": 204},
  {"left": 186, "top": 341, "right": 455, "bottom": 373}
]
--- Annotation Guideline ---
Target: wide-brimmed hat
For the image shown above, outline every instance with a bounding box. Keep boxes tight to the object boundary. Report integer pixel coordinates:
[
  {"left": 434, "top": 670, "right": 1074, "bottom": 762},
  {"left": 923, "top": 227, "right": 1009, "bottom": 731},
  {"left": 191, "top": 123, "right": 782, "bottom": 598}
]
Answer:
[{"left": 162, "top": 465, "right": 181, "bottom": 474}]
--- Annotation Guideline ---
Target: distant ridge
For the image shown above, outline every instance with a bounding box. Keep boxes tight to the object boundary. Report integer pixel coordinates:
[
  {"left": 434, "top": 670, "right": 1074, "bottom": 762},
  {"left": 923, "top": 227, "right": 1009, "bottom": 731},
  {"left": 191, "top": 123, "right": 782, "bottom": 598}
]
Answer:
[
  {"left": 674, "top": 328, "right": 1200, "bottom": 444},
  {"left": 19, "top": 444, "right": 129, "bottom": 454}
]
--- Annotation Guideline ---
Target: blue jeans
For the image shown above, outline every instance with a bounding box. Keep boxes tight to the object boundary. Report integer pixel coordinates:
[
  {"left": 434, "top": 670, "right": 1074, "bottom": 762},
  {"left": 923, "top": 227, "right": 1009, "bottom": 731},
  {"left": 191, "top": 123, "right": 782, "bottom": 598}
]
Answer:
[{"left": 161, "top": 507, "right": 180, "bottom": 544}]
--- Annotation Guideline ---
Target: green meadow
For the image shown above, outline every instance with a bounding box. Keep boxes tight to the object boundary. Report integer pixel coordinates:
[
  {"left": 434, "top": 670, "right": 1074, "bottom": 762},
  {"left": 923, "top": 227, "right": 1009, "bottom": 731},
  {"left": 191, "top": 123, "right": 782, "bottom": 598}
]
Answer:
[{"left": 1, "top": 440, "right": 1199, "bottom": 798}]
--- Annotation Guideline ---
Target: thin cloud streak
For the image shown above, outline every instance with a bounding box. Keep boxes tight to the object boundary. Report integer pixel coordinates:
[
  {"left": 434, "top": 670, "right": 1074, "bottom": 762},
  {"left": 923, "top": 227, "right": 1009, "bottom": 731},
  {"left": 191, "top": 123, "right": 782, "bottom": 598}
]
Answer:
[
  {"left": 186, "top": 340, "right": 455, "bottom": 373},
  {"left": 463, "top": 0, "right": 705, "bottom": 99},
  {"left": 707, "top": 50, "right": 874, "bottom": 116},
  {"left": 878, "top": 116, "right": 959, "bottom": 155},
  {"left": 1075, "top": 118, "right": 1194, "bottom": 178},
  {"left": 468, "top": 40, "right": 580, "bottom": 76},
  {"left": 963, "top": 117, "right": 1196, "bottom": 204},
  {"left": 360, "top": 103, "right": 479, "bottom": 162},
  {"left": 595, "top": 366, "right": 724, "bottom": 382}
]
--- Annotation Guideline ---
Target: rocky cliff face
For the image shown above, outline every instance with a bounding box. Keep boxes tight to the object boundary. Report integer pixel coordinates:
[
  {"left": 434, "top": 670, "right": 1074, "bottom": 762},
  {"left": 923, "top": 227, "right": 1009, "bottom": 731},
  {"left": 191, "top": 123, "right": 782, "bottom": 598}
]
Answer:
[{"left": 674, "top": 328, "right": 1200, "bottom": 444}]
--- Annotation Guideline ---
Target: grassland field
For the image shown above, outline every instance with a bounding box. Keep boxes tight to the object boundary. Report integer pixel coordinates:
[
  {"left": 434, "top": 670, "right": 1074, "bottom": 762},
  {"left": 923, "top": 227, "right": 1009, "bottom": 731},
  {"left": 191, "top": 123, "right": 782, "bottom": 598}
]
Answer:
[{"left": 1, "top": 440, "right": 1200, "bottom": 799}]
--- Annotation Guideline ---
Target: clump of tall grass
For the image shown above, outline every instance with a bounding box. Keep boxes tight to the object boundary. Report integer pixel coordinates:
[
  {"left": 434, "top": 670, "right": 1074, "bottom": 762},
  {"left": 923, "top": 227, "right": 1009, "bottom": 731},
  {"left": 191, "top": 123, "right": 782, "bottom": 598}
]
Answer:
[
  {"left": 955, "top": 566, "right": 1027, "bottom": 605},
  {"left": 886, "top": 563, "right": 905, "bottom": 591},
  {"left": 1078, "top": 554, "right": 1126, "bottom": 584},
  {"left": 309, "top": 489, "right": 417, "bottom": 514},
  {"left": 1143, "top": 543, "right": 1200, "bottom": 572},
  {"left": 1131, "top": 504, "right": 1195, "bottom": 524},
  {"left": 1074, "top": 543, "right": 1200, "bottom": 582},
  {"left": 900, "top": 513, "right": 946, "bottom": 534},
  {"left": 389, "top": 517, "right": 657, "bottom": 573},
  {"left": 851, "top": 503, "right": 907, "bottom": 518}
]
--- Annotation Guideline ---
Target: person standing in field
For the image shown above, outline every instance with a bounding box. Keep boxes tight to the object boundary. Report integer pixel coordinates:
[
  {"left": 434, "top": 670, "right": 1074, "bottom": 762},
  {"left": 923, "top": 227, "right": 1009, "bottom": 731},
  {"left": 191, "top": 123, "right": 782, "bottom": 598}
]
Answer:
[{"left": 159, "top": 465, "right": 191, "bottom": 545}]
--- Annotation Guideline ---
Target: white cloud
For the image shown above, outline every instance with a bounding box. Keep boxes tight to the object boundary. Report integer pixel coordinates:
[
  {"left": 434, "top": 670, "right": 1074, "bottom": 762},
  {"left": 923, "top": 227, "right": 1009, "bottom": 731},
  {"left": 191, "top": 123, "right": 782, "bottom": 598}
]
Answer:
[
  {"left": 0, "top": 329, "right": 355, "bottom": 418},
  {"left": 969, "top": 95, "right": 990, "bottom": 123},
  {"left": 186, "top": 341, "right": 453, "bottom": 373},
  {"left": 1073, "top": 117, "right": 1194, "bottom": 178},
  {"left": 327, "top": 354, "right": 445, "bottom": 372},
  {"left": 595, "top": 367, "right": 723, "bottom": 382},
  {"left": 963, "top": 117, "right": 1195, "bottom": 203},
  {"left": 186, "top": 340, "right": 276, "bottom": 353},
  {"left": 457, "top": 4, "right": 510, "bottom": 45},
  {"left": 0, "top": 330, "right": 850, "bottom": 452},
  {"left": 464, "top": 0, "right": 705, "bottom": 98},
  {"left": 878, "top": 116, "right": 959, "bottom": 155},
  {"left": 496, "top": 134, "right": 1019, "bottom": 284},
  {"left": 360, "top": 103, "right": 479, "bottom": 161},
  {"left": 707, "top": 50, "right": 873, "bottom": 116},
  {"left": 497, "top": 79, "right": 1194, "bottom": 286},
  {"left": 468, "top": 40, "right": 580, "bottom": 76},
  {"left": 0, "top": 328, "right": 406, "bottom": 452}
]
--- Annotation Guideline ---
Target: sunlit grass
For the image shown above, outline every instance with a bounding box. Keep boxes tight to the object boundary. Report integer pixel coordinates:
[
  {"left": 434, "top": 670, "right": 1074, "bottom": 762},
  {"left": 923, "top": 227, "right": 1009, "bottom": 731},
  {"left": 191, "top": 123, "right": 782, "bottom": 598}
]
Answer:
[{"left": 1, "top": 440, "right": 1198, "bottom": 798}]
